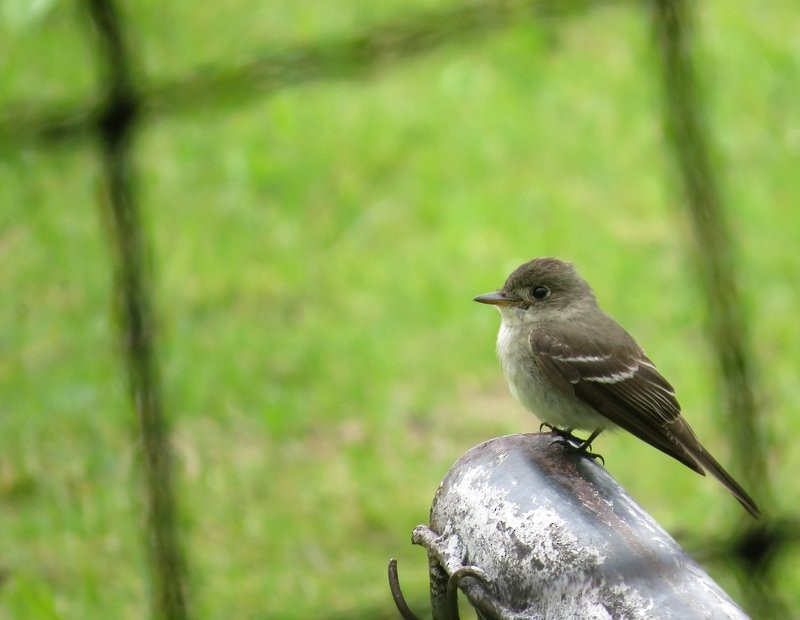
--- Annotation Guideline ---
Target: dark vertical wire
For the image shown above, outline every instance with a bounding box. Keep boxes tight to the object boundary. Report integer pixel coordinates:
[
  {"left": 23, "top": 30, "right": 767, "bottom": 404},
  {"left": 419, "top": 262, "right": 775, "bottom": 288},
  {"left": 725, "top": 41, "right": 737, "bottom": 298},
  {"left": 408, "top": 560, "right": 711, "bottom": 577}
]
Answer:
[
  {"left": 651, "top": 0, "right": 767, "bottom": 502},
  {"left": 651, "top": 1, "right": 778, "bottom": 617},
  {"left": 84, "top": 1, "right": 189, "bottom": 618}
]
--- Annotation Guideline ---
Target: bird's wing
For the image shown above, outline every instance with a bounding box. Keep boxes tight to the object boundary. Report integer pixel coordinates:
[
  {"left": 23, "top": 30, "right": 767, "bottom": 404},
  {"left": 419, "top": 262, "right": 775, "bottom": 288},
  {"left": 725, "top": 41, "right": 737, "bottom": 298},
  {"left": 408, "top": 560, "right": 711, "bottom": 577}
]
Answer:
[
  {"left": 530, "top": 320, "right": 704, "bottom": 474},
  {"left": 529, "top": 317, "right": 761, "bottom": 518}
]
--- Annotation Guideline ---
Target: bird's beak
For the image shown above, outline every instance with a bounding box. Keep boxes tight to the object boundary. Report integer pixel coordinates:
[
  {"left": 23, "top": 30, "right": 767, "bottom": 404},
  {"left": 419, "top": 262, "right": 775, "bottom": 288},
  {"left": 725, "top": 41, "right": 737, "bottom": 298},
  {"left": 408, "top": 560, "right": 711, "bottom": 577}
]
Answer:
[{"left": 473, "top": 291, "right": 519, "bottom": 306}]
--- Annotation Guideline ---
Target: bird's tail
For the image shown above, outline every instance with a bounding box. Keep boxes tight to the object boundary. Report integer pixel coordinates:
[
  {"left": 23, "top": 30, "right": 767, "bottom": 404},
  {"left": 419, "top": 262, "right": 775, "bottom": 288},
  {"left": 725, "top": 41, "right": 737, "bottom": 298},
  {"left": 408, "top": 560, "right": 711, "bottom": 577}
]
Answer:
[{"left": 673, "top": 419, "right": 761, "bottom": 518}]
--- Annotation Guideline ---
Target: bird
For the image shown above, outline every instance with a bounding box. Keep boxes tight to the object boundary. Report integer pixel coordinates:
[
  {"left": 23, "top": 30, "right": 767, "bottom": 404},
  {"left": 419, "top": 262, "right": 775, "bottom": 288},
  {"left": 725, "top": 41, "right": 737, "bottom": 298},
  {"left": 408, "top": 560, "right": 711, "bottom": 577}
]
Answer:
[{"left": 474, "top": 256, "right": 760, "bottom": 518}]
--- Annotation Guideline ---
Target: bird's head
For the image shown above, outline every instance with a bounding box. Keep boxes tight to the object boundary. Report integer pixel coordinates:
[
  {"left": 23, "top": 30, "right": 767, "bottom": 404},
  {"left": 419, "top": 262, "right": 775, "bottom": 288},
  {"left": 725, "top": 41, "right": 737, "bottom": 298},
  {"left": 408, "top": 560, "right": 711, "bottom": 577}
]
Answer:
[{"left": 474, "top": 257, "right": 597, "bottom": 324}]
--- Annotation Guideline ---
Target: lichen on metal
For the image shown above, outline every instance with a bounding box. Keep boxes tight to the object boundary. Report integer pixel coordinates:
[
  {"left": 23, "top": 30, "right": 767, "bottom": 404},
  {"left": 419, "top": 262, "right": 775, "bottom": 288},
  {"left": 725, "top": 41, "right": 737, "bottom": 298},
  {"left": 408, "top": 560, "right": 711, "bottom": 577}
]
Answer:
[{"left": 405, "top": 433, "right": 749, "bottom": 620}]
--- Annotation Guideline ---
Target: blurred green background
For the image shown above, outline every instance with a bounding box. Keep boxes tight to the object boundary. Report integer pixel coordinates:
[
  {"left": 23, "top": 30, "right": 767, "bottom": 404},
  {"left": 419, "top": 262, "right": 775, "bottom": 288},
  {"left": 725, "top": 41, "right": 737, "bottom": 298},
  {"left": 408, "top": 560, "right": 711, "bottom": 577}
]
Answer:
[{"left": 1, "top": 0, "right": 799, "bottom": 618}]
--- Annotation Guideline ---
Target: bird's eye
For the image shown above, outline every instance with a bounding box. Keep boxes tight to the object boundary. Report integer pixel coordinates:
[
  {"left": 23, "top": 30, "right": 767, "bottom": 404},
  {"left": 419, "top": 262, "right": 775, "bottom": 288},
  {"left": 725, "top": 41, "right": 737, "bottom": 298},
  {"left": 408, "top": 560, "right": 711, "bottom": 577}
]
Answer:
[{"left": 531, "top": 286, "right": 550, "bottom": 300}]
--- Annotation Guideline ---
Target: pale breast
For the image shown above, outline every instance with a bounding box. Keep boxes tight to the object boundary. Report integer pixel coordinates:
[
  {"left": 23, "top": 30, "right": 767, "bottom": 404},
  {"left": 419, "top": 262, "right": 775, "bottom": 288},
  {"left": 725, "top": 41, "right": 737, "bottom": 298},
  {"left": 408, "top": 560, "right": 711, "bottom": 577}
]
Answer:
[{"left": 496, "top": 322, "right": 607, "bottom": 431}]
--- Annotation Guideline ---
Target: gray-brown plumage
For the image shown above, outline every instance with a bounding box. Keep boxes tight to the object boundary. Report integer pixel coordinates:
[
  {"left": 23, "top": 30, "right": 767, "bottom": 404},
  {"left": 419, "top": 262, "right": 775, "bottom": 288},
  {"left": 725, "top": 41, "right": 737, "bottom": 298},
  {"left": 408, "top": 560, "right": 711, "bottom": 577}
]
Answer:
[{"left": 475, "top": 256, "right": 760, "bottom": 518}]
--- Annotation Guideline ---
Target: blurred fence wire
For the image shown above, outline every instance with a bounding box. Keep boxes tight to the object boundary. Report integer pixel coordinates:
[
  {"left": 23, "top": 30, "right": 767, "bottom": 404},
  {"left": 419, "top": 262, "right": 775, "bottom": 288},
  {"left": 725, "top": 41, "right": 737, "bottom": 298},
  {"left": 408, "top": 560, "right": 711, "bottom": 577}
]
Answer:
[
  {"left": 651, "top": 3, "right": 790, "bottom": 615},
  {"left": 86, "top": 0, "right": 189, "bottom": 619},
  {"left": 0, "top": 0, "right": 587, "bottom": 146},
  {"left": 0, "top": 0, "right": 792, "bottom": 617}
]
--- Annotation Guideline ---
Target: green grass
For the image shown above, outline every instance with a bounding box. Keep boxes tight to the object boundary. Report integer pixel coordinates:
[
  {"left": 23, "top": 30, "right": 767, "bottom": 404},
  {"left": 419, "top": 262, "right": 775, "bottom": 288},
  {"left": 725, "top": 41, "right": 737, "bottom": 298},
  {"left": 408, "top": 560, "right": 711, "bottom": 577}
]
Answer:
[{"left": 2, "top": 0, "right": 799, "bottom": 618}]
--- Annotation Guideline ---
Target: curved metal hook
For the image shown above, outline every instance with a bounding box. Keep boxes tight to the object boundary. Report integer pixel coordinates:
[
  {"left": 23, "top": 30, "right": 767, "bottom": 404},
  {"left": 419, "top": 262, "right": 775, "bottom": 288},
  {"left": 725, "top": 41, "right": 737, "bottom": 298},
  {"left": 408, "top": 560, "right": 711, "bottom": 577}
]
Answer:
[
  {"left": 388, "top": 558, "right": 421, "bottom": 620},
  {"left": 446, "top": 565, "right": 489, "bottom": 620}
]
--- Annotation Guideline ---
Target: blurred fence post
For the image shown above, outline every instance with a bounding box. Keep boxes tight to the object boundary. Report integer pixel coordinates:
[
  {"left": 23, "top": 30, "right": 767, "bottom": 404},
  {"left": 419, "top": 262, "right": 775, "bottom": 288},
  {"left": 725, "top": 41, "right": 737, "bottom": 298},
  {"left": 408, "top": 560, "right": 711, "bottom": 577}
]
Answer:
[{"left": 393, "top": 434, "right": 750, "bottom": 619}]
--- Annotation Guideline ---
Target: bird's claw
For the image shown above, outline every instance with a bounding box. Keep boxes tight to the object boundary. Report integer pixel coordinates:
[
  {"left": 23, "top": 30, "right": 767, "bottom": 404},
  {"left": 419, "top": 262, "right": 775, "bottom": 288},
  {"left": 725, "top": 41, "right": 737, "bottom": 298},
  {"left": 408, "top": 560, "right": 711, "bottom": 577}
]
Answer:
[
  {"left": 546, "top": 427, "right": 605, "bottom": 465},
  {"left": 579, "top": 448, "right": 605, "bottom": 465}
]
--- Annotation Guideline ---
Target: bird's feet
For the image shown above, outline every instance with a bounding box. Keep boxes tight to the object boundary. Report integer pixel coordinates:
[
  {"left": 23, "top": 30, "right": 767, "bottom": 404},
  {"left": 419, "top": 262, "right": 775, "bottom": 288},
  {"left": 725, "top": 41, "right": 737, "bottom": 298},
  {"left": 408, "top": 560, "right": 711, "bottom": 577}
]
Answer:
[
  {"left": 542, "top": 424, "right": 605, "bottom": 465},
  {"left": 539, "top": 422, "right": 580, "bottom": 445}
]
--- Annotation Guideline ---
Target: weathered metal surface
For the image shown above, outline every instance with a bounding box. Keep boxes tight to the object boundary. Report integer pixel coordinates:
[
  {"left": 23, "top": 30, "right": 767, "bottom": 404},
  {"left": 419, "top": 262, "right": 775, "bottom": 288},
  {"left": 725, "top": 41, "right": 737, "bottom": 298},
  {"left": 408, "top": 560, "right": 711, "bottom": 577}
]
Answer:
[{"left": 421, "top": 433, "right": 748, "bottom": 619}]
